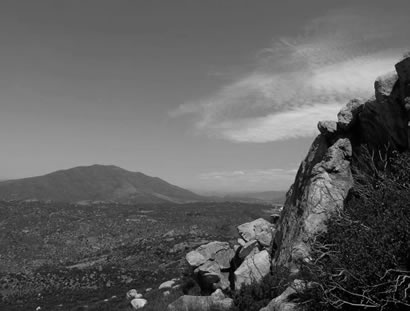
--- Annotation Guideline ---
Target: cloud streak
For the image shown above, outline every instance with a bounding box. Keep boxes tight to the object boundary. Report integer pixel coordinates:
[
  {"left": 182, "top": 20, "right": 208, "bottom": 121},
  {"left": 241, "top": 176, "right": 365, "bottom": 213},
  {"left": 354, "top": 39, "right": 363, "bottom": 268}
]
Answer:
[{"left": 173, "top": 7, "right": 410, "bottom": 142}]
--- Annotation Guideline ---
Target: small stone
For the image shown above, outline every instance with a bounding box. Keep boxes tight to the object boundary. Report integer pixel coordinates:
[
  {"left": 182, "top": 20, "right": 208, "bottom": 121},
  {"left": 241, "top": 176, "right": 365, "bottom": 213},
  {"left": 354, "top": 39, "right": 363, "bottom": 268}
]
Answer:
[
  {"left": 130, "top": 298, "right": 148, "bottom": 310},
  {"left": 126, "top": 289, "right": 143, "bottom": 300},
  {"left": 159, "top": 279, "right": 178, "bottom": 290}
]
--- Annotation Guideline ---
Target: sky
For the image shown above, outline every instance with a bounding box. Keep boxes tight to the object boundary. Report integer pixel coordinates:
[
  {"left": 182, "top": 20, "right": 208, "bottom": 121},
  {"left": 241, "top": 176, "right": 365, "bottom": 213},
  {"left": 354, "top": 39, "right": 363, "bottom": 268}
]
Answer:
[{"left": 0, "top": 0, "right": 409, "bottom": 193}]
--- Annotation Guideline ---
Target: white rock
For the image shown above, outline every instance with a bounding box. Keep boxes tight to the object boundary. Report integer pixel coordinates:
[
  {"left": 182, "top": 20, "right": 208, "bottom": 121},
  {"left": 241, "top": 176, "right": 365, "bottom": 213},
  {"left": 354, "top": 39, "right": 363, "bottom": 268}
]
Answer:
[
  {"left": 186, "top": 250, "right": 207, "bottom": 267},
  {"left": 159, "top": 279, "right": 177, "bottom": 290},
  {"left": 126, "top": 289, "right": 143, "bottom": 300},
  {"left": 163, "top": 290, "right": 170, "bottom": 297},
  {"left": 131, "top": 298, "right": 148, "bottom": 310}
]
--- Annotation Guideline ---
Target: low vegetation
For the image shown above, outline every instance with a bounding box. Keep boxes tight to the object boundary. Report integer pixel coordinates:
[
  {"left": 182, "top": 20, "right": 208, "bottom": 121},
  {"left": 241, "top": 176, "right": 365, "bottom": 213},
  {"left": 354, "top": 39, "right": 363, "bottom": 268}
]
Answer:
[
  {"left": 305, "top": 148, "right": 410, "bottom": 310},
  {"left": 230, "top": 267, "right": 290, "bottom": 311},
  {"left": 0, "top": 201, "right": 275, "bottom": 310}
]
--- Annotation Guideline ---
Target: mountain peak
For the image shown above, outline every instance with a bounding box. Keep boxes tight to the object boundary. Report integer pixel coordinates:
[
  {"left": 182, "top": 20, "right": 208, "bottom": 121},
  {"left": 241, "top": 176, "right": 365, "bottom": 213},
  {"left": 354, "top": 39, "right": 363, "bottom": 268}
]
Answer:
[{"left": 0, "top": 165, "right": 202, "bottom": 203}]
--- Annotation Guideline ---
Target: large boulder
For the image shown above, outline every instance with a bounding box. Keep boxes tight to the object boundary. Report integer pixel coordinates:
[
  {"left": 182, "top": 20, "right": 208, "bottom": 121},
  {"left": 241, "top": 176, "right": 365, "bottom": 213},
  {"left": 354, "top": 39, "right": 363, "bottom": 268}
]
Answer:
[
  {"left": 337, "top": 98, "right": 363, "bottom": 131},
  {"left": 186, "top": 241, "right": 234, "bottom": 270},
  {"left": 374, "top": 71, "right": 398, "bottom": 101},
  {"left": 359, "top": 63, "right": 409, "bottom": 150},
  {"left": 167, "top": 294, "right": 233, "bottom": 311},
  {"left": 237, "top": 218, "right": 274, "bottom": 248},
  {"left": 317, "top": 120, "right": 337, "bottom": 137},
  {"left": 234, "top": 250, "right": 271, "bottom": 290}
]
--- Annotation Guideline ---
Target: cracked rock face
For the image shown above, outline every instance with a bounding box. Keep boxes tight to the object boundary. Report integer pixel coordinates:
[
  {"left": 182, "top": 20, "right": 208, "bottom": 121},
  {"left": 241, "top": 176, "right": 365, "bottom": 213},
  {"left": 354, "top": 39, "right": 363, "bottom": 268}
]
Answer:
[
  {"left": 273, "top": 135, "right": 354, "bottom": 270},
  {"left": 234, "top": 250, "right": 271, "bottom": 290}
]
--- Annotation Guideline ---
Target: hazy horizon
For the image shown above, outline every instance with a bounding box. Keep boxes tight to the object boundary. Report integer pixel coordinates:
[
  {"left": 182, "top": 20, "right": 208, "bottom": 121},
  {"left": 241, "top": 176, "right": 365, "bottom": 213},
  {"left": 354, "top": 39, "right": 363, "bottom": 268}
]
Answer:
[{"left": 1, "top": 0, "right": 409, "bottom": 192}]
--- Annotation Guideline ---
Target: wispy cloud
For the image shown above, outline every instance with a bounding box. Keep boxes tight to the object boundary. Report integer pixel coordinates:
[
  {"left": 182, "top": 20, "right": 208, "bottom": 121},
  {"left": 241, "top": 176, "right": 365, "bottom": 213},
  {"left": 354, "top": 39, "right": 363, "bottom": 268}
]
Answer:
[
  {"left": 197, "top": 168, "right": 297, "bottom": 192},
  {"left": 173, "top": 7, "right": 409, "bottom": 142}
]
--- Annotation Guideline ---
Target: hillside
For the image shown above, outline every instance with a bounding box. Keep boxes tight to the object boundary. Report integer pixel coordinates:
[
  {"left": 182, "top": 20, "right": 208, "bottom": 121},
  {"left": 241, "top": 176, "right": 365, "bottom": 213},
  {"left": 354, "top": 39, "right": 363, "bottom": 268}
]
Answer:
[{"left": 0, "top": 165, "right": 203, "bottom": 203}]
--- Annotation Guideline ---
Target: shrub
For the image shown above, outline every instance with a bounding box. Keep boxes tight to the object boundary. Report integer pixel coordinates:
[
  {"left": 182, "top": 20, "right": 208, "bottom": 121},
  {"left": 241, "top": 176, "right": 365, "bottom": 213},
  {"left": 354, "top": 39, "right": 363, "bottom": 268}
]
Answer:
[
  {"left": 230, "top": 267, "right": 289, "bottom": 311},
  {"left": 306, "top": 149, "right": 410, "bottom": 310}
]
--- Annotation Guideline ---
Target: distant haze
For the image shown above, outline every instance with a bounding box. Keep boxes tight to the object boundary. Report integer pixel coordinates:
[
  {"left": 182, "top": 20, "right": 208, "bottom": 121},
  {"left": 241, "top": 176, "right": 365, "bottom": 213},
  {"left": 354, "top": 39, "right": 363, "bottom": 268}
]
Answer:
[{"left": 0, "top": 0, "right": 409, "bottom": 192}]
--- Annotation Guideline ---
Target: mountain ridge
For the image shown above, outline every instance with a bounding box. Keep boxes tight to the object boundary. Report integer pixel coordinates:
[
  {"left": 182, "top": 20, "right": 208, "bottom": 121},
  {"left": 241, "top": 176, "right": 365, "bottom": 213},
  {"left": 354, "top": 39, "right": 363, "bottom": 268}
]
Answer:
[{"left": 0, "top": 164, "right": 204, "bottom": 204}]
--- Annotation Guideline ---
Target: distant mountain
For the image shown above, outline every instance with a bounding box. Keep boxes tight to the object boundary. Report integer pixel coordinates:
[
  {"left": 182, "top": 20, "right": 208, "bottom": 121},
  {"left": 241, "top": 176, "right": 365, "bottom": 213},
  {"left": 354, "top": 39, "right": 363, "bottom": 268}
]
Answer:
[
  {"left": 0, "top": 165, "right": 204, "bottom": 204},
  {"left": 222, "top": 191, "right": 286, "bottom": 204}
]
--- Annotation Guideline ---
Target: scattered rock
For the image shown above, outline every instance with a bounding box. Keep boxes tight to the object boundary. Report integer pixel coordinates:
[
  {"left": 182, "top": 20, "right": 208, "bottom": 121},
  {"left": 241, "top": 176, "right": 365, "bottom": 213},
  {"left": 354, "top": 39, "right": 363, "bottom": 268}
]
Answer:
[
  {"left": 130, "top": 298, "right": 148, "bottom": 310},
  {"left": 163, "top": 229, "right": 178, "bottom": 238},
  {"left": 126, "top": 289, "right": 143, "bottom": 300},
  {"left": 159, "top": 279, "right": 178, "bottom": 290},
  {"left": 170, "top": 242, "right": 189, "bottom": 253}
]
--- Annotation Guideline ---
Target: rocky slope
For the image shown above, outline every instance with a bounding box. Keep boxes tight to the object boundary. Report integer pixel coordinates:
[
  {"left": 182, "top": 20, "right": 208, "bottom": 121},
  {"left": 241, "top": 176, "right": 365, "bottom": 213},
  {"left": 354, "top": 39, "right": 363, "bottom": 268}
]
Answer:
[
  {"left": 273, "top": 56, "right": 410, "bottom": 271},
  {"left": 0, "top": 165, "right": 203, "bottom": 203},
  {"left": 167, "top": 56, "right": 410, "bottom": 311}
]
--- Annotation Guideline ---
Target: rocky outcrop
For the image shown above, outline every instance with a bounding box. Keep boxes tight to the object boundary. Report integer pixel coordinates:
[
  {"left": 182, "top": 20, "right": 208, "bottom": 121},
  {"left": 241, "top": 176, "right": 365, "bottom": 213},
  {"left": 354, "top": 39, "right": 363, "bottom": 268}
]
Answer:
[
  {"left": 273, "top": 57, "right": 410, "bottom": 271},
  {"left": 185, "top": 241, "right": 235, "bottom": 292},
  {"left": 184, "top": 219, "right": 275, "bottom": 293},
  {"left": 273, "top": 136, "right": 353, "bottom": 271}
]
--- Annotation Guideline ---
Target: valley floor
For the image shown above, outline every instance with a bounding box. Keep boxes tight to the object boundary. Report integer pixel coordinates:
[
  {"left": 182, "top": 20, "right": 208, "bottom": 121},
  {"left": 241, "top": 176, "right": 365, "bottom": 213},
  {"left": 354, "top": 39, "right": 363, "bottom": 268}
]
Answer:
[{"left": 0, "top": 200, "right": 279, "bottom": 310}]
